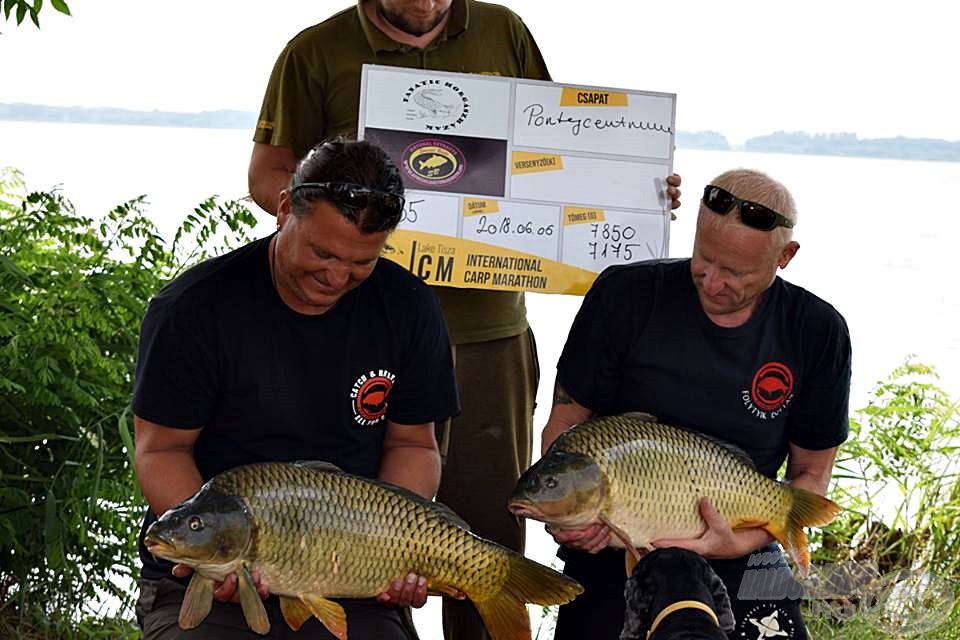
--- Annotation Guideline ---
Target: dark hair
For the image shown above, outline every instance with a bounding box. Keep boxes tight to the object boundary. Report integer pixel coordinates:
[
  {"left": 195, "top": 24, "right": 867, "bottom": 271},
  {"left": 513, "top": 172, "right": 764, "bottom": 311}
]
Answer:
[{"left": 289, "top": 138, "right": 405, "bottom": 233}]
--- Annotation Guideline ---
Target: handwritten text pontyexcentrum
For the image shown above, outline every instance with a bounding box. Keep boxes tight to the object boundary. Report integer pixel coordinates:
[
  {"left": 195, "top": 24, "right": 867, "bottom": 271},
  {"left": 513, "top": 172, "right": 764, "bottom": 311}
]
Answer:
[{"left": 521, "top": 103, "right": 673, "bottom": 137}]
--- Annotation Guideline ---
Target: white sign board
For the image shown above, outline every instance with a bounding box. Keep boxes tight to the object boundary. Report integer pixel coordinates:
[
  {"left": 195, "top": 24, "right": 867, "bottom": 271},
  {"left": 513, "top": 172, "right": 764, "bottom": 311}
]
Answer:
[{"left": 359, "top": 65, "right": 675, "bottom": 295}]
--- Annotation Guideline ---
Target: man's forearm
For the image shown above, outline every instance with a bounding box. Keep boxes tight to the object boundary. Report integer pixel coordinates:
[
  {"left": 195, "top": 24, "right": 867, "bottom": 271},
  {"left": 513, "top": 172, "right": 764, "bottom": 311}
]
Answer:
[
  {"left": 541, "top": 381, "right": 595, "bottom": 454},
  {"left": 378, "top": 445, "right": 441, "bottom": 500},
  {"left": 136, "top": 448, "right": 204, "bottom": 516},
  {"left": 248, "top": 142, "right": 297, "bottom": 216}
]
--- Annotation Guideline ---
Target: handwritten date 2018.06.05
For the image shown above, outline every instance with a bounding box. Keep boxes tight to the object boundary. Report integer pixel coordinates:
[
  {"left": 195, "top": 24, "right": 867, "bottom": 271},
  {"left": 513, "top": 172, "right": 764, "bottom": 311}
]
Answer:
[
  {"left": 474, "top": 215, "right": 555, "bottom": 237},
  {"left": 587, "top": 222, "right": 642, "bottom": 261}
]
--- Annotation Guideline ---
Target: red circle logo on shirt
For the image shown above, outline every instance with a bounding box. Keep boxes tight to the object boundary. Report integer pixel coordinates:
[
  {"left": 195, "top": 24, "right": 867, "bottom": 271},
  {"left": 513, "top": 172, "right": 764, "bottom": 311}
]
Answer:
[
  {"left": 354, "top": 375, "right": 393, "bottom": 423},
  {"left": 751, "top": 362, "right": 794, "bottom": 411}
]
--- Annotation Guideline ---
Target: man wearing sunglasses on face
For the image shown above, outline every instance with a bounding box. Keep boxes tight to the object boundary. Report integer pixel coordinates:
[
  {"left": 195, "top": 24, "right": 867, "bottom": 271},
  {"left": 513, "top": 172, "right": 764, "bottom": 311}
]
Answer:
[
  {"left": 248, "top": 3, "right": 682, "bottom": 639},
  {"left": 540, "top": 169, "right": 851, "bottom": 640},
  {"left": 133, "top": 140, "right": 460, "bottom": 639}
]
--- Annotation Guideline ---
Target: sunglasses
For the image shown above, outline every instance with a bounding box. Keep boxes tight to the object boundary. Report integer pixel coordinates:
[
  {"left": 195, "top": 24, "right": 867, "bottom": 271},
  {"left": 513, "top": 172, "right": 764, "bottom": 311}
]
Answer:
[
  {"left": 702, "top": 185, "right": 794, "bottom": 231},
  {"left": 291, "top": 182, "right": 405, "bottom": 220}
]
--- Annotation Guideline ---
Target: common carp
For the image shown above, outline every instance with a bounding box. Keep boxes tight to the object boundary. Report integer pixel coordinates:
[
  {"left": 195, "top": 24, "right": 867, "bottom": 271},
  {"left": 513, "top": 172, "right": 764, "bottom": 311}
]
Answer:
[
  {"left": 144, "top": 461, "right": 582, "bottom": 639},
  {"left": 417, "top": 154, "right": 449, "bottom": 170},
  {"left": 508, "top": 414, "right": 840, "bottom": 577}
]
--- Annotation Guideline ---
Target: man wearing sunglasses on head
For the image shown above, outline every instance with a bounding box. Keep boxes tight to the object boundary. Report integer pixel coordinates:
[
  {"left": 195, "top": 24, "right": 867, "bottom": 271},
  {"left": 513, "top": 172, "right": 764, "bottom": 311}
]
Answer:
[
  {"left": 539, "top": 169, "right": 851, "bottom": 640},
  {"left": 133, "top": 140, "right": 460, "bottom": 639},
  {"left": 248, "top": 3, "right": 682, "bottom": 639}
]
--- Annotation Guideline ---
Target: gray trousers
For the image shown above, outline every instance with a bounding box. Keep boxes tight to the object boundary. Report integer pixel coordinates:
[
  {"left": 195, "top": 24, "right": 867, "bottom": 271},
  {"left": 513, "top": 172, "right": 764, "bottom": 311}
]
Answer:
[{"left": 136, "top": 578, "right": 415, "bottom": 640}]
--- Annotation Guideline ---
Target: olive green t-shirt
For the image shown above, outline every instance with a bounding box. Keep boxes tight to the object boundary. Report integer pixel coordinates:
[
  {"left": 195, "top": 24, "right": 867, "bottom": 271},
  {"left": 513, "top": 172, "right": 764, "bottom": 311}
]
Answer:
[{"left": 254, "top": 0, "right": 551, "bottom": 344}]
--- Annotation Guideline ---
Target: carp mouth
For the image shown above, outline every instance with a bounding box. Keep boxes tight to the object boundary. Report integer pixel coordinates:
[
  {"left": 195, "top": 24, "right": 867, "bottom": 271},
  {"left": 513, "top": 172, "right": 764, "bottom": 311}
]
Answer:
[
  {"left": 506, "top": 500, "right": 548, "bottom": 522},
  {"left": 143, "top": 534, "right": 177, "bottom": 560}
]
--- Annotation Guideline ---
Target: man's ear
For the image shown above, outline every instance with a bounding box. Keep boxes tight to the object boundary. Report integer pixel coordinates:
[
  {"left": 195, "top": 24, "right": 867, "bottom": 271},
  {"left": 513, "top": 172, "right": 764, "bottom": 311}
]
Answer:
[
  {"left": 778, "top": 240, "right": 800, "bottom": 269},
  {"left": 276, "top": 189, "right": 292, "bottom": 229}
]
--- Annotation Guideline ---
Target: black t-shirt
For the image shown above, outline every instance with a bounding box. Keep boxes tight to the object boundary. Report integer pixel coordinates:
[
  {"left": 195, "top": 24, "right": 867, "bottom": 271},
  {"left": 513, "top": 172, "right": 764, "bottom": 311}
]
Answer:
[
  {"left": 557, "top": 259, "right": 851, "bottom": 478},
  {"left": 133, "top": 236, "right": 459, "bottom": 579}
]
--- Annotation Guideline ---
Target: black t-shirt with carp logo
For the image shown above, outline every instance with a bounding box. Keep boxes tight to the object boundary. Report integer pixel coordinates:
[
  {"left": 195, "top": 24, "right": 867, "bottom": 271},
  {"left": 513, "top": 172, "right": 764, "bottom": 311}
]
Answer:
[
  {"left": 133, "top": 236, "right": 459, "bottom": 580},
  {"left": 556, "top": 259, "right": 851, "bottom": 478}
]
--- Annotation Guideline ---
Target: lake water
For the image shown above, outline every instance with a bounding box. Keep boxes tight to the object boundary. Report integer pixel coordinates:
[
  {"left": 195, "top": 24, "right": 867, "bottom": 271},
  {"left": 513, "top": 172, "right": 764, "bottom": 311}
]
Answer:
[{"left": 3, "top": 120, "right": 959, "bottom": 637}]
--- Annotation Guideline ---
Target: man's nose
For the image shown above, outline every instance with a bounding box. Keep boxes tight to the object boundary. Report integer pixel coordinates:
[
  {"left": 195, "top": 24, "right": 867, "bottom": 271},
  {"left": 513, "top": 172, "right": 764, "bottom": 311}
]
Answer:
[
  {"left": 701, "top": 269, "right": 725, "bottom": 295},
  {"left": 328, "top": 264, "right": 350, "bottom": 289}
]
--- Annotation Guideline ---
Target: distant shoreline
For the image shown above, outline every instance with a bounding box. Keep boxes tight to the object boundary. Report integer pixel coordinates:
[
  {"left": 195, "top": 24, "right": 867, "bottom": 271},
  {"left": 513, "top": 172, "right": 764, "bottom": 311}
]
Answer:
[{"left": 3, "top": 103, "right": 959, "bottom": 163}]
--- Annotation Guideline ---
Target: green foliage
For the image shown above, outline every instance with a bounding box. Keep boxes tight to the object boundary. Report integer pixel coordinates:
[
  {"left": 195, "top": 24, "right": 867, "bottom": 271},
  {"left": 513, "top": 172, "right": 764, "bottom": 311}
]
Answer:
[
  {"left": 2, "top": 0, "right": 71, "bottom": 28},
  {"left": 807, "top": 358, "right": 960, "bottom": 638},
  {"left": 0, "top": 167, "right": 257, "bottom": 638}
]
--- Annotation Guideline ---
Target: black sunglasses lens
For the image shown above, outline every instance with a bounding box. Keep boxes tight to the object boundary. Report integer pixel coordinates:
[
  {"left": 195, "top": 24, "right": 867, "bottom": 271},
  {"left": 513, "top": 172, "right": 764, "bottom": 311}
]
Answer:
[
  {"left": 330, "top": 186, "right": 369, "bottom": 209},
  {"left": 739, "top": 203, "right": 778, "bottom": 230},
  {"left": 381, "top": 194, "right": 404, "bottom": 217},
  {"left": 703, "top": 185, "right": 735, "bottom": 214}
]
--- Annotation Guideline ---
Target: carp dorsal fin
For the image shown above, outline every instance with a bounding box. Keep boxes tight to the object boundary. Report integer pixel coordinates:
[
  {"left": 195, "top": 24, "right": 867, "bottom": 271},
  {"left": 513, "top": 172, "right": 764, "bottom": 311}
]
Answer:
[
  {"left": 428, "top": 499, "right": 472, "bottom": 531},
  {"left": 377, "top": 480, "right": 471, "bottom": 531},
  {"left": 295, "top": 461, "right": 471, "bottom": 530},
  {"left": 621, "top": 411, "right": 660, "bottom": 423},
  {"left": 293, "top": 460, "right": 345, "bottom": 473},
  {"left": 692, "top": 431, "right": 757, "bottom": 470}
]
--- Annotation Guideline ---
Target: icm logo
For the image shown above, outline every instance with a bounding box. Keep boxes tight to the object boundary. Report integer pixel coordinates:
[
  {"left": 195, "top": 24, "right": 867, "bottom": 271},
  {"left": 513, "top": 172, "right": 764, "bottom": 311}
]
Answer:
[
  {"left": 350, "top": 369, "right": 396, "bottom": 426},
  {"left": 402, "top": 140, "right": 466, "bottom": 187},
  {"left": 402, "top": 79, "right": 470, "bottom": 131}
]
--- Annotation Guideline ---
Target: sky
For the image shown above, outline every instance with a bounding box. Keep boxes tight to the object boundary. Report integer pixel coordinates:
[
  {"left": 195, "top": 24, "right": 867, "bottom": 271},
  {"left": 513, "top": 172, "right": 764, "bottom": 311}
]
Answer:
[{"left": 2, "top": 0, "right": 959, "bottom": 144}]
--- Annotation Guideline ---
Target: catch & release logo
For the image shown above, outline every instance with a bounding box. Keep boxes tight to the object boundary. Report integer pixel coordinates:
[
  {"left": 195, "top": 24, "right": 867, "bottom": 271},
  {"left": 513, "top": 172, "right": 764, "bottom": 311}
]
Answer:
[
  {"left": 741, "top": 361, "right": 795, "bottom": 420},
  {"left": 350, "top": 369, "right": 395, "bottom": 426},
  {"left": 403, "top": 79, "right": 470, "bottom": 131},
  {"left": 402, "top": 139, "right": 466, "bottom": 187}
]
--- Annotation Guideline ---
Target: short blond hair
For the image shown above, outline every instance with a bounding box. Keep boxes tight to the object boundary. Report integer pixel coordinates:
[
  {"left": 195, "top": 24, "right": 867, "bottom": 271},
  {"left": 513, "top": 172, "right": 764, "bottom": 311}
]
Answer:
[{"left": 706, "top": 169, "right": 797, "bottom": 244}]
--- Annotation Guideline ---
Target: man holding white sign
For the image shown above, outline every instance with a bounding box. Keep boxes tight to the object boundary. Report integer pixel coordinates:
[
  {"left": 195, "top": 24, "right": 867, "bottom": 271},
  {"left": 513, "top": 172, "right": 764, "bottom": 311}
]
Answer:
[
  {"left": 248, "top": 4, "right": 550, "bottom": 639},
  {"left": 248, "top": 3, "right": 681, "bottom": 639}
]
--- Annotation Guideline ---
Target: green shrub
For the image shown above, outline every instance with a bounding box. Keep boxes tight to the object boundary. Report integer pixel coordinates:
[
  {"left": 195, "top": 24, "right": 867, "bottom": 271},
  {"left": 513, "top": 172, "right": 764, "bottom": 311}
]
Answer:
[
  {"left": 0, "top": 167, "right": 257, "bottom": 638},
  {"left": 807, "top": 359, "right": 960, "bottom": 639}
]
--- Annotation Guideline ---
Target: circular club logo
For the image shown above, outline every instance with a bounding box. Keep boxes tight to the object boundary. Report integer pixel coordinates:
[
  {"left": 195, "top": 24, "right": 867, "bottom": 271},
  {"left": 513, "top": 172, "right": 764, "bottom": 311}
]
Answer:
[
  {"left": 736, "top": 604, "right": 797, "bottom": 639},
  {"left": 750, "top": 362, "right": 795, "bottom": 412},
  {"left": 402, "top": 140, "right": 466, "bottom": 187},
  {"left": 351, "top": 371, "right": 395, "bottom": 426},
  {"left": 403, "top": 80, "right": 469, "bottom": 131}
]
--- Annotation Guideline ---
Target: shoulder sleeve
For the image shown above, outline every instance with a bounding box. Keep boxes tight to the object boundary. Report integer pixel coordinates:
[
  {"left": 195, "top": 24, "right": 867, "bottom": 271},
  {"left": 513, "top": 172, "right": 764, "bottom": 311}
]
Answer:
[
  {"left": 132, "top": 292, "right": 218, "bottom": 429},
  {"left": 253, "top": 36, "right": 329, "bottom": 158},
  {"left": 787, "top": 300, "right": 852, "bottom": 450},
  {"left": 556, "top": 266, "right": 652, "bottom": 413},
  {"left": 510, "top": 12, "right": 551, "bottom": 81},
  {"left": 386, "top": 281, "right": 460, "bottom": 425}
]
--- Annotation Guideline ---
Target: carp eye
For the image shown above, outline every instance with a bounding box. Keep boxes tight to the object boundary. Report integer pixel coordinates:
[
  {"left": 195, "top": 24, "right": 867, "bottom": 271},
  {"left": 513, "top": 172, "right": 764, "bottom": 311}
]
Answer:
[
  {"left": 187, "top": 516, "right": 204, "bottom": 532},
  {"left": 544, "top": 476, "right": 558, "bottom": 489}
]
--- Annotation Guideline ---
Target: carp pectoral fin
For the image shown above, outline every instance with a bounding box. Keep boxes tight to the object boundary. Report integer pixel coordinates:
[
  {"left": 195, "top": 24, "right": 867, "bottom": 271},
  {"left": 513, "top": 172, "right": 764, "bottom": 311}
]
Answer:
[
  {"left": 427, "top": 582, "right": 464, "bottom": 598},
  {"left": 302, "top": 594, "right": 348, "bottom": 640},
  {"left": 178, "top": 573, "right": 215, "bottom": 629},
  {"left": 625, "top": 551, "right": 639, "bottom": 577},
  {"left": 599, "top": 515, "right": 642, "bottom": 577},
  {"left": 280, "top": 596, "right": 313, "bottom": 631},
  {"left": 237, "top": 565, "right": 270, "bottom": 635},
  {"left": 731, "top": 518, "right": 769, "bottom": 531}
]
